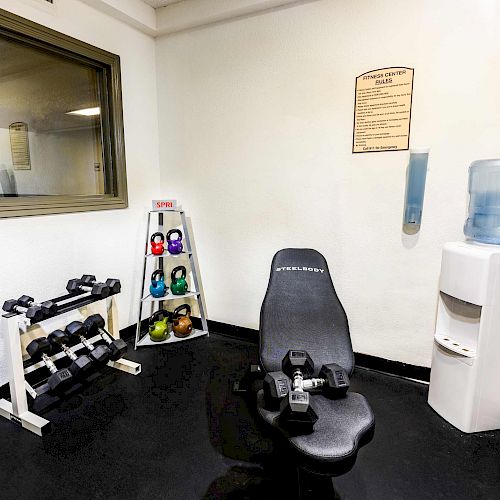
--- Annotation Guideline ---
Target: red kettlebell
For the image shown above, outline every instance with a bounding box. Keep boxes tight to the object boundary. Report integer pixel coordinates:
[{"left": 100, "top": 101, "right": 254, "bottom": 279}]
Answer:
[{"left": 150, "top": 232, "right": 165, "bottom": 255}]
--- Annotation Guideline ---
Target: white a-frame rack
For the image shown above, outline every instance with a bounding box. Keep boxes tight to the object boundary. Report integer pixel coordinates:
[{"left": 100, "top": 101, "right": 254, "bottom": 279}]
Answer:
[{"left": 134, "top": 208, "right": 209, "bottom": 349}]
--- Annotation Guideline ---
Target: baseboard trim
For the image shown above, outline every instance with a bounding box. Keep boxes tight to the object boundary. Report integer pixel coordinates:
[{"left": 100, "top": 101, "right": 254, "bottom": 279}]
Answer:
[
  {"left": 205, "top": 319, "right": 258, "bottom": 342},
  {"left": 120, "top": 321, "right": 145, "bottom": 341},
  {"left": 195, "top": 319, "right": 431, "bottom": 382},
  {"left": 121, "top": 319, "right": 430, "bottom": 382},
  {"left": 353, "top": 353, "right": 430, "bottom": 382}
]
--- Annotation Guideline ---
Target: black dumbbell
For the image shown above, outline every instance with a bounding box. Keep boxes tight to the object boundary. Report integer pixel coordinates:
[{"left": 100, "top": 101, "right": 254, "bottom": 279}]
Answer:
[
  {"left": 26, "top": 338, "right": 73, "bottom": 394},
  {"left": 65, "top": 321, "right": 111, "bottom": 365},
  {"left": 265, "top": 363, "right": 350, "bottom": 403},
  {"left": 66, "top": 278, "right": 110, "bottom": 298},
  {"left": 17, "top": 295, "right": 58, "bottom": 318},
  {"left": 263, "top": 371, "right": 291, "bottom": 410},
  {"left": 81, "top": 275, "right": 121, "bottom": 295},
  {"left": 233, "top": 364, "right": 264, "bottom": 394},
  {"left": 304, "top": 364, "right": 350, "bottom": 399},
  {"left": 83, "top": 314, "right": 127, "bottom": 361},
  {"left": 48, "top": 330, "right": 94, "bottom": 380},
  {"left": 2, "top": 299, "right": 44, "bottom": 322},
  {"left": 279, "top": 350, "right": 319, "bottom": 433}
]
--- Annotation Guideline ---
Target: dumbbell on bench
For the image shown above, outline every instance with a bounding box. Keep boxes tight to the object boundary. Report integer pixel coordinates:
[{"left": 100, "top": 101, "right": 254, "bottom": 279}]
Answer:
[
  {"left": 26, "top": 338, "right": 73, "bottom": 394},
  {"left": 278, "top": 350, "right": 319, "bottom": 433},
  {"left": 83, "top": 314, "right": 127, "bottom": 361},
  {"left": 65, "top": 321, "right": 111, "bottom": 366},
  {"left": 264, "top": 354, "right": 350, "bottom": 411},
  {"left": 48, "top": 330, "right": 94, "bottom": 380},
  {"left": 303, "top": 363, "right": 350, "bottom": 398},
  {"left": 66, "top": 278, "right": 110, "bottom": 298},
  {"left": 263, "top": 371, "right": 291, "bottom": 410},
  {"left": 2, "top": 299, "right": 45, "bottom": 322}
]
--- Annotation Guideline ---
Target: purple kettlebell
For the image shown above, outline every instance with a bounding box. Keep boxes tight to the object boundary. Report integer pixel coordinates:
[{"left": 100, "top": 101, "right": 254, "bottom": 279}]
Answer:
[{"left": 166, "top": 229, "right": 183, "bottom": 255}]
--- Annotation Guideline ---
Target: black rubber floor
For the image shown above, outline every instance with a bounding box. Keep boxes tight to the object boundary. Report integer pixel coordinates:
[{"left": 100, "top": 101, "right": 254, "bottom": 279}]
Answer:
[{"left": 0, "top": 334, "right": 498, "bottom": 499}]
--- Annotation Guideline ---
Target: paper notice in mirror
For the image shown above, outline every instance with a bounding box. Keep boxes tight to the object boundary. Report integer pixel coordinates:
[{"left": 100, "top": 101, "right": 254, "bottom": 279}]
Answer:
[{"left": 352, "top": 67, "right": 414, "bottom": 153}]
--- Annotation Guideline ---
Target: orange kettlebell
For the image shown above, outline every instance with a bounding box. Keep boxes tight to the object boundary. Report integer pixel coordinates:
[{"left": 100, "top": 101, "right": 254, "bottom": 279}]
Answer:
[{"left": 172, "top": 304, "right": 192, "bottom": 338}]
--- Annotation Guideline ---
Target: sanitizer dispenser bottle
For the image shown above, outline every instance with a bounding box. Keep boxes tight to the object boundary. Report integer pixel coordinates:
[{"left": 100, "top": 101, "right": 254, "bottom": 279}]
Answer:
[
  {"left": 403, "top": 148, "right": 429, "bottom": 234},
  {"left": 428, "top": 160, "right": 500, "bottom": 432}
]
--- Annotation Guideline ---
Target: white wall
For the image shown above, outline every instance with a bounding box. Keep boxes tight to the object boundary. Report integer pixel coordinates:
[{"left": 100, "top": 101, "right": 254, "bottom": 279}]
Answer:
[
  {"left": 0, "top": 0, "right": 160, "bottom": 329},
  {"left": 156, "top": 0, "right": 500, "bottom": 367}
]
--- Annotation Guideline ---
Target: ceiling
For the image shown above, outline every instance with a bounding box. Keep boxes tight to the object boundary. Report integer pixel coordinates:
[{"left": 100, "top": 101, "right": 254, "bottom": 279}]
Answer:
[{"left": 141, "top": 0, "right": 185, "bottom": 8}]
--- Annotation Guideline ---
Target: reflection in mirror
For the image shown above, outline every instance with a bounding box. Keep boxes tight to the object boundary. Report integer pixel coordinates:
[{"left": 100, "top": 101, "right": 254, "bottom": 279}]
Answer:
[{"left": 0, "top": 35, "right": 110, "bottom": 198}]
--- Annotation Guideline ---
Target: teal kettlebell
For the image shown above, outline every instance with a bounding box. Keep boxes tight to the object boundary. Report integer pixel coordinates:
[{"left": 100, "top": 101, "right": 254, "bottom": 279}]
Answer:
[
  {"left": 150, "top": 269, "right": 166, "bottom": 298},
  {"left": 148, "top": 310, "right": 170, "bottom": 342},
  {"left": 170, "top": 266, "right": 188, "bottom": 295}
]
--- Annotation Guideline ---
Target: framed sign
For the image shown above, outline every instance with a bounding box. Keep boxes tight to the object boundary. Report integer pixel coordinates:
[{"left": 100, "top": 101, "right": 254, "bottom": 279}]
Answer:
[
  {"left": 9, "top": 122, "right": 31, "bottom": 170},
  {"left": 353, "top": 67, "right": 414, "bottom": 153}
]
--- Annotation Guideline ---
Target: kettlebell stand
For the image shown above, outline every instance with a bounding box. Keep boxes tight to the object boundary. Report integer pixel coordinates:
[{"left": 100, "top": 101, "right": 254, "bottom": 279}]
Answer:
[
  {"left": 0, "top": 293, "right": 141, "bottom": 436},
  {"left": 134, "top": 208, "right": 209, "bottom": 348}
]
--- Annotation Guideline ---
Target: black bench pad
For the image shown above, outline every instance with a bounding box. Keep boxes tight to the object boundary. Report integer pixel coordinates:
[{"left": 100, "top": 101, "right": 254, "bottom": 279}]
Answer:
[
  {"left": 256, "top": 389, "right": 374, "bottom": 472},
  {"left": 259, "top": 248, "right": 355, "bottom": 377}
]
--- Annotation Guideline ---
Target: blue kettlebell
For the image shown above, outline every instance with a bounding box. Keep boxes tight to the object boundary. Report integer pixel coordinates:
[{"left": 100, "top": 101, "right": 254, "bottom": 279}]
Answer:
[{"left": 150, "top": 269, "right": 166, "bottom": 298}]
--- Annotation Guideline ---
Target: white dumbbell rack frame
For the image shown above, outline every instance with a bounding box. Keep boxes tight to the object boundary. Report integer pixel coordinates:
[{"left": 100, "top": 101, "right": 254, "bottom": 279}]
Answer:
[
  {"left": 0, "top": 293, "right": 141, "bottom": 436},
  {"left": 134, "top": 208, "right": 209, "bottom": 349}
]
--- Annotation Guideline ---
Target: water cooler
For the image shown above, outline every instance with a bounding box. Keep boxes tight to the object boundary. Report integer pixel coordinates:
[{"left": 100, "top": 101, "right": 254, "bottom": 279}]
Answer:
[
  {"left": 428, "top": 159, "right": 500, "bottom": 433},
  {"left": 428, "top": 241, "right": 500, "bottom": 432}
]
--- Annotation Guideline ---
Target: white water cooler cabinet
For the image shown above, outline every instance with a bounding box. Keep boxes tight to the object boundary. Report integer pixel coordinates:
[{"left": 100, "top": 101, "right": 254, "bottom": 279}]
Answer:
[{"left": 428, "top": 241, "right": 500, "bottom": 433}]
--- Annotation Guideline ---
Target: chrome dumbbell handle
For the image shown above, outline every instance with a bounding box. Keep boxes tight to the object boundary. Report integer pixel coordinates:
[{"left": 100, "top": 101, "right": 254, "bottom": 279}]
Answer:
[
  {"left": 41, "top": 353, "right": 58, "bottom": 374},
  {"left": 302, "top": 377, "right": 326, "bottom": 391},
  {"left": 293, "top": 369, "right": 326, "bottom": 392},
  {"left": 97, "top": 326, "right": 113, "bottom": 344},
  {"left": 79, "top": 336, "right": 95, "bottom": 351},
  {"left": 292, "top": 368, "right": 305, "bottom": 392},
  {"left": 61, "top": 343, "right": 78, "bottom": 361}
]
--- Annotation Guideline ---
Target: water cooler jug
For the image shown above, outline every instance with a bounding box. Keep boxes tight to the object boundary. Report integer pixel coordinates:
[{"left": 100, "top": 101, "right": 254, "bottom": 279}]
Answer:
[
  {"left": 464, "top": 159, "right": 500, "bottom": 244},
  {"left": 428, "top": 160, "right": 500, "bottom": 432}
]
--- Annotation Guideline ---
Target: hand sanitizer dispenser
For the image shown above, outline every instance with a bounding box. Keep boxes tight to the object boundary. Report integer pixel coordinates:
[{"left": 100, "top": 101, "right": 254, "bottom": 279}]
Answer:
[{"left": 428, "top": 160, "right": 500, "bottom": 433}]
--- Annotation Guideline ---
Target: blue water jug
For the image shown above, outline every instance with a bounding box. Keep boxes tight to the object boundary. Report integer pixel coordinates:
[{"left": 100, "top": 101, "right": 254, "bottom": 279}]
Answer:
[{"left": 464, "top": 159, "right": 500, "bottom": 244}]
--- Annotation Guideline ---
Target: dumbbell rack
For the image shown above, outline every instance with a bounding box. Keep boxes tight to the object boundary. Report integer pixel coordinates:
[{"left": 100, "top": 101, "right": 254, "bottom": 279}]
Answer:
[
  {"left": 0, "top": 290, "right": 141, "bottom": 436},
  {"left": 134, "top": 207, "right": 209, "bottom": 349}
]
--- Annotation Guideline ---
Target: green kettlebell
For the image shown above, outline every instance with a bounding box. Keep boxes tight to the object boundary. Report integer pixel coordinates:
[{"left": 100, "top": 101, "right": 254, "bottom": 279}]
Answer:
[
  {"left": 148, "top": 310, "right": 170, "bottom": 342},
  {"left": 170, "top": 266, "right": 188, "bottom": 295}
]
